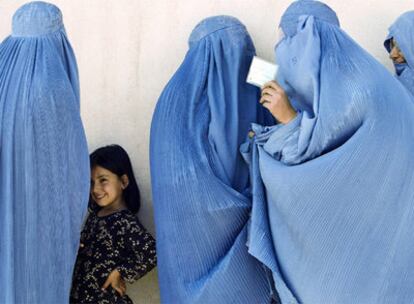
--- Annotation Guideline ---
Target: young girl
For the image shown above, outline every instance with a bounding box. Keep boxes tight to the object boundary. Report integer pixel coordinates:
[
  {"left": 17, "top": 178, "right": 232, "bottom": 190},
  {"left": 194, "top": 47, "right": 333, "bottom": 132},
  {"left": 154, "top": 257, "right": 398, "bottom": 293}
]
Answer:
[{"left": 70, "top": 145, "right": 156, "bottom": 304}]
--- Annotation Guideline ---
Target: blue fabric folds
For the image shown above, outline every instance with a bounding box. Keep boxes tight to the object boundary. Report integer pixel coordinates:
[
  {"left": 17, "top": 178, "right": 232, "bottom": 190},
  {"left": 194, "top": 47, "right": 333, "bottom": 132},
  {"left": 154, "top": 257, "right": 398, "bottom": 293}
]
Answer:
[
  {"left": 279, "top": 0, "right": 339, "bottom": 37},
  {"left": 243, "top": 1, "right": 414, "bottom": 303},
  {"left": 0, "top": 2, "right": 90, "bottom": 303},
  {"left": 150, "top": 16, "right": 273, "bottom": 303},
  {"left": 385, "top": 11, "right": 414, "bottom": 95}
]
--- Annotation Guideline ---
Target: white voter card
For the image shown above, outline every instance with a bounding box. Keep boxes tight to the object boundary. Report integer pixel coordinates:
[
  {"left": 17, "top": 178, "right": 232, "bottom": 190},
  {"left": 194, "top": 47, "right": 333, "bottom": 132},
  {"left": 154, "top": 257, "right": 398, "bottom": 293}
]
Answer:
[{"left": 246, "top": 56, "right": 278, "bottom": 88}]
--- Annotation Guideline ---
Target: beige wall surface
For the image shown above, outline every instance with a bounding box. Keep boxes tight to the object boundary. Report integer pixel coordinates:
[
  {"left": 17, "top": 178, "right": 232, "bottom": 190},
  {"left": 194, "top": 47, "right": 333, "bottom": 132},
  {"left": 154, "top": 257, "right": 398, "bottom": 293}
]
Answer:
[{"left": 1, "top": 1, "right": 412, "bottom": 303}]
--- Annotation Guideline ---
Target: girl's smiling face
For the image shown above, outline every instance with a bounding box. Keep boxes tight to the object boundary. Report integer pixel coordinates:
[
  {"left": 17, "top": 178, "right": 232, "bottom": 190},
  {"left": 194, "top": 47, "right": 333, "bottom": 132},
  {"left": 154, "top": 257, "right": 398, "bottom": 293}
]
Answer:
[{"left": 90, "top": 165, "right": 128, "bottom": 209}]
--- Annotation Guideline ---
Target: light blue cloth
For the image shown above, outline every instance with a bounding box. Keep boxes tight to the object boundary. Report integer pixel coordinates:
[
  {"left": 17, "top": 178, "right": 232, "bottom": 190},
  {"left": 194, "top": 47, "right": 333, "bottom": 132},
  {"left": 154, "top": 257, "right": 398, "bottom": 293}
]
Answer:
[
  {"left": 0, "top": 2, "right": 90, "bottom": 303},
  {"left": 243, "top": 1, "right": 414, "bottom": 303},
  {"left": 385, "top": 11, "right": 414, "bottom": 96},
  {"left": 279, "top": 0, "right": 339, "bottom": 37},
  {"left": 150, "top": 16, "right": 274, "bottom": 303}
]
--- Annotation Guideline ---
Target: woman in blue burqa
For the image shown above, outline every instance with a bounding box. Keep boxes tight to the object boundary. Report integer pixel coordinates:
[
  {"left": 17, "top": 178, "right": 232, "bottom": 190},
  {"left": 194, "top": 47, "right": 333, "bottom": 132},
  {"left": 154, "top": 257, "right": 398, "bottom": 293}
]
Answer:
[
  {"left": 150, "top": 16, "right": 275, "bottom": 303},
  {"left": 0, "top": 2, "right": 90, "bottom": 303},
  {"left": 384, "top": 11, "right": 414, "bottom": 96},
  {"left": 242, "top": 1, "right": 414, "bottom": 303}
]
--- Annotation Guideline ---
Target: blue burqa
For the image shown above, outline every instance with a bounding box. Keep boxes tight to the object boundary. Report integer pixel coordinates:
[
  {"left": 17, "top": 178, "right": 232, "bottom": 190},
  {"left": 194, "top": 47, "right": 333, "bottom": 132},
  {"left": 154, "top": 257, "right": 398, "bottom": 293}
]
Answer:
[
  {"left": 150, "top": 16, "right": 274, "bottom": 303},
  {"left": 242, "top": 1, "right": 414, "bottom": 303},
  {"left": 0, "top": 2, "right": 90, "bottom": 303},
  {"left": 385, "top": 11, "right": 414, "bottom": 96}
]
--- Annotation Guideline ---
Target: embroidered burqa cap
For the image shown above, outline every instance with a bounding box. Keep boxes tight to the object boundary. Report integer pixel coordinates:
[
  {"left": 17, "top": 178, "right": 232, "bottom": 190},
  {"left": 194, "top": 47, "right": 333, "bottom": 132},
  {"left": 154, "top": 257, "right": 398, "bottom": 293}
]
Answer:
[
  {"left": 279, "top": 0, "right": 339, "bottom": 36},
  {"left": 12, "top": 1, "right": 64, "bottom": 37}
]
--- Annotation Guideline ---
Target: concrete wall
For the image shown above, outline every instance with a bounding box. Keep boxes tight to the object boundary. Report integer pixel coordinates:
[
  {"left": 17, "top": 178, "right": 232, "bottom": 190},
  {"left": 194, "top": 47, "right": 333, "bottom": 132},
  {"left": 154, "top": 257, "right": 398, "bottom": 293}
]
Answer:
[{"left": 1, "top": 1, "right": 412, "bottom": 303}]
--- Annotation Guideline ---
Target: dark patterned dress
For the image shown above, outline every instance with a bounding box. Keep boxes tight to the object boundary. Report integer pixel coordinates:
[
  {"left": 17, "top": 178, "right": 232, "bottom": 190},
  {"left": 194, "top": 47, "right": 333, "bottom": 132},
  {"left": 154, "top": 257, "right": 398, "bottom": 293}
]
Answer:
[{"left": 70, "top": 209, "right": 157, "bottom": 303}]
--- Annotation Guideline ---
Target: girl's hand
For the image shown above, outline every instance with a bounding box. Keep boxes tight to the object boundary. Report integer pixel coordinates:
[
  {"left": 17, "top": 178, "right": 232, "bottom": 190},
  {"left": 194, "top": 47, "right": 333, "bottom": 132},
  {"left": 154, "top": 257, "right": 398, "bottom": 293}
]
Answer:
[
  {"left": 102, "top": 269, "right": 127, "bottom": 296},
  {"left": 260, "top": 80, "right": 297, "bottom": 124}
]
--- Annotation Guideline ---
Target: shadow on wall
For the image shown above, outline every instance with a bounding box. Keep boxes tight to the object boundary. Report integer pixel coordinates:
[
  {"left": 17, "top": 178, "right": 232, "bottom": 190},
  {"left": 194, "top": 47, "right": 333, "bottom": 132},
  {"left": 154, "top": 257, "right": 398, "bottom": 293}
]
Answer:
[{"left": 129, "top": 269, "right": 160, "bottom": 303}]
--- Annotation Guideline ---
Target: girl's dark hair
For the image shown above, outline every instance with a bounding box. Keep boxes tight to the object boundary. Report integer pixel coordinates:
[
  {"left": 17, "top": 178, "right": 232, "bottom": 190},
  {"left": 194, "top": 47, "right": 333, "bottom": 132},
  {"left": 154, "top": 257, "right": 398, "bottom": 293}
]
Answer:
[{"left": 89, "top": 144, "right": 140, "bottom": 214}]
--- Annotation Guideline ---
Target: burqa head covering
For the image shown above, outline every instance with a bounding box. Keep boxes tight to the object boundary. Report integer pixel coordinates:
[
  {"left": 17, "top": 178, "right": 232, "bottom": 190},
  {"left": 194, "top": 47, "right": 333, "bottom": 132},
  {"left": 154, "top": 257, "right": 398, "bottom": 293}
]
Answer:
[
  {"left": 279, "top": 0, "right": 339, "bottom": 37},
  {"left": 0, "top": 2, "right": 89, "bottom": 303},
  {"left": 150, "top": 16, "right": 273, "bottom": 303},
  {"left": 12, "top": 1, "right": 64, "bottom": 36},
  {"left": 384, "top": 11, "right": 414, "bottom": 95},
  {"left": 242, "top": 1, "right": 414, "bottom": 303}
]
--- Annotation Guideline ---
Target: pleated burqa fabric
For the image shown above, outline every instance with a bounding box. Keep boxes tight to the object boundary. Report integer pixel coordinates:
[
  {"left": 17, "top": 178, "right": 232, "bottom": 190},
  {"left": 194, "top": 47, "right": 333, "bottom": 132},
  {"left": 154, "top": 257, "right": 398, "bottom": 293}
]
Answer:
[
  {"left": 242, "top": 1, "right": 414, "bottom": 303},
  {"left": 150, "top": 16, "right": 273, "bottom": 303},
  {"left": 0, "top": 2, "right": 90, "bottom": 303},
  {"left": 385, "top": 11, "right": 414, "bottom": 96}
]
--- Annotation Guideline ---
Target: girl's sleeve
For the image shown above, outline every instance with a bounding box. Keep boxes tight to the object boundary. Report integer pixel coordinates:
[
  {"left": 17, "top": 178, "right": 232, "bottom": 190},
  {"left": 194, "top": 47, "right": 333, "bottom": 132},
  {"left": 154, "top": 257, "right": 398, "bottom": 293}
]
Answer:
[{"left": 117, "top": 218, "right": 157, "bottom": 283}]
